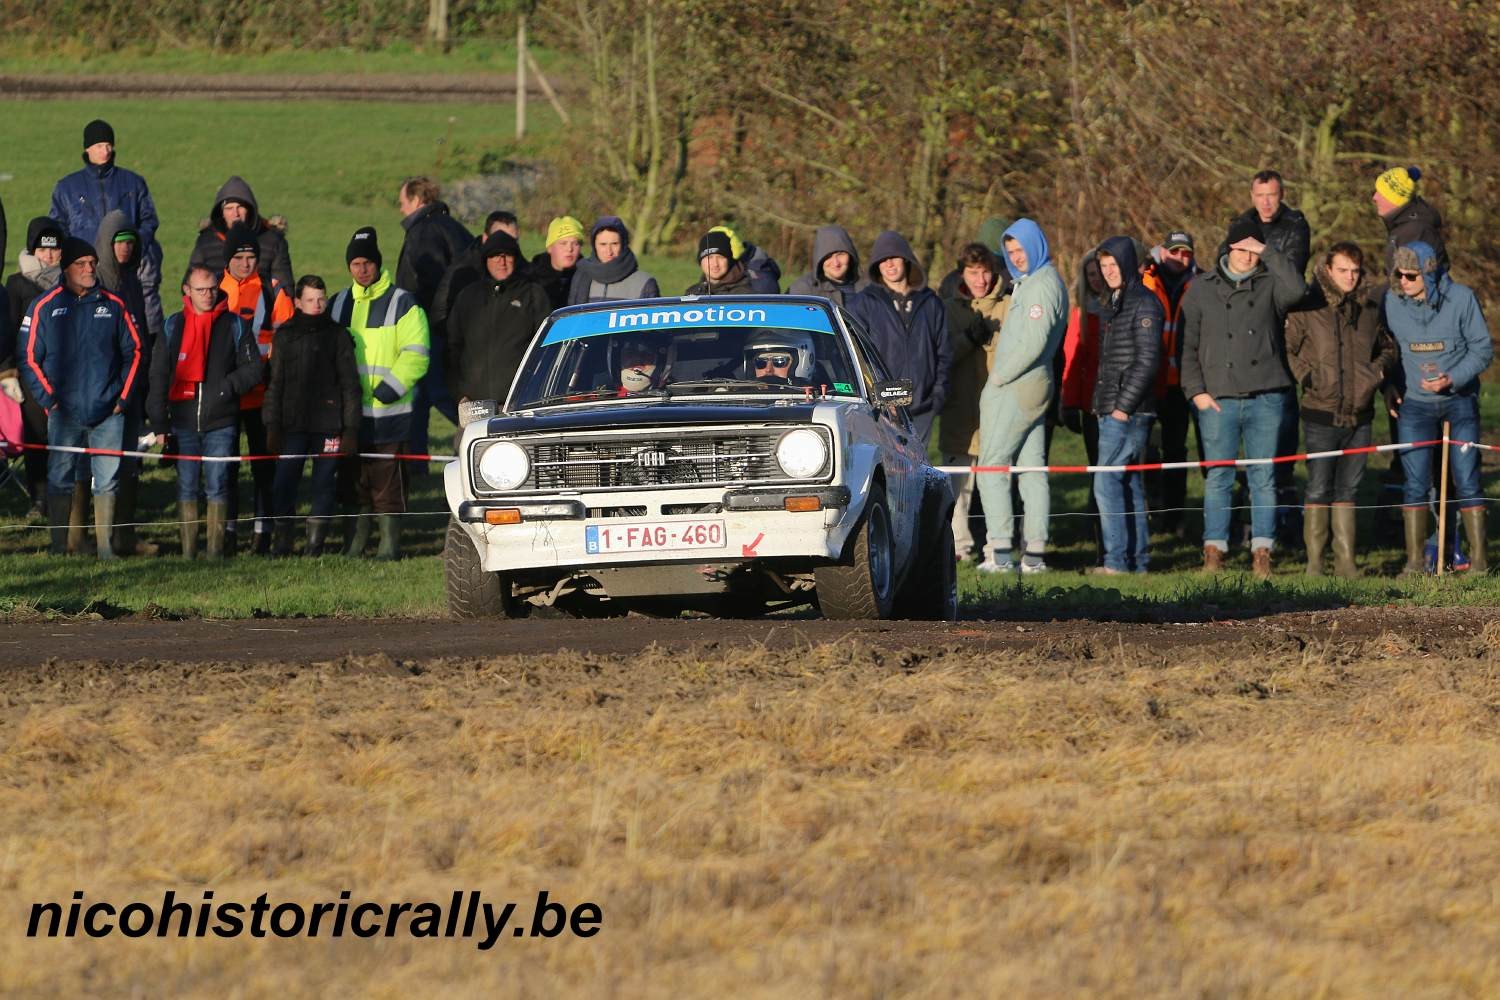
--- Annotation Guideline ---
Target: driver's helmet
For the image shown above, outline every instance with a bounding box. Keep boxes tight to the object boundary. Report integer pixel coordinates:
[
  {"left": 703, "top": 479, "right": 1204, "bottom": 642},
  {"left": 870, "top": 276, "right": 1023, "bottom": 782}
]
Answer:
[
  {"left": 741, "top": 329, "right": 817, "bottom": 381},
  {"left": 614, "top": 335, "right": 670, "bottom": 393}
]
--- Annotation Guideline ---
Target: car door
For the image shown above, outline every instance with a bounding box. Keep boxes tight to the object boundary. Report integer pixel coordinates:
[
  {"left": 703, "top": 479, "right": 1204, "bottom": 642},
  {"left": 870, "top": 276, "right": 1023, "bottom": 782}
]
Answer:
[{"left": 839, "top": 309, "right": 923, "bottom": 565}]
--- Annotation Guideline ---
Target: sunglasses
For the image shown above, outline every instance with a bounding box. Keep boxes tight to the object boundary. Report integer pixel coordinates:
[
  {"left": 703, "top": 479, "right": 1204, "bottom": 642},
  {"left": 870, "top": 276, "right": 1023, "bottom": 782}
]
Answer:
[
  {"left": 1396, "top": 271, "right": 1422, "bottom": 281},
  {"left": 755, "top": 355, "right": 792, "bottom": 370}
]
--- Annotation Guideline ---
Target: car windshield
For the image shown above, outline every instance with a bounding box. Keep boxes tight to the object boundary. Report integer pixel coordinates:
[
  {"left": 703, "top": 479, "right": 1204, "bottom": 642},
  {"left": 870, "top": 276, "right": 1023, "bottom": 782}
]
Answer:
[{"left": 508, "top": 300, "right": 864, "bottom": 410}]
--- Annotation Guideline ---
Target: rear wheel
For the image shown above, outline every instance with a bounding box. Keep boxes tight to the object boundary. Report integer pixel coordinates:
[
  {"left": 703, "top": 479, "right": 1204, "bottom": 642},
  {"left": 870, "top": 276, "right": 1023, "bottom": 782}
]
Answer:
[
  {"left": 815, "top": 486, "right": 896, "bottom": 619},
  {"left": 444, "top": 518, "right": 530, "bottom": 619}
]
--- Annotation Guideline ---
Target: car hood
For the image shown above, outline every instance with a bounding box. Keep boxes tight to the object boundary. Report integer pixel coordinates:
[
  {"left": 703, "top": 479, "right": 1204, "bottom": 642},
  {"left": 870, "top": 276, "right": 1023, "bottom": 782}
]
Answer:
[{"left": 484, "top": 401, "right": 837, "bottom": 437}]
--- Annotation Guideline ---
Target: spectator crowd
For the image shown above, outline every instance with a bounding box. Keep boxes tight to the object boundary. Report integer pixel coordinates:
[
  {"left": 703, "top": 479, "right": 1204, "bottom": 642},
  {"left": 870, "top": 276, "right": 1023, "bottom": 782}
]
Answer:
[{"left": 0, "top": 120, "right": 1490, "bottom": 578}]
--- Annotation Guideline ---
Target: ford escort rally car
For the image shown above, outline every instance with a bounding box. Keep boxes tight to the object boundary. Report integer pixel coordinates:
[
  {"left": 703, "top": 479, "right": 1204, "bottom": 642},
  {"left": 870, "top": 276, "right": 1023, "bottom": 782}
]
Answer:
[{"left": 442, "top": 295, "right": 957, "bottom": 619}]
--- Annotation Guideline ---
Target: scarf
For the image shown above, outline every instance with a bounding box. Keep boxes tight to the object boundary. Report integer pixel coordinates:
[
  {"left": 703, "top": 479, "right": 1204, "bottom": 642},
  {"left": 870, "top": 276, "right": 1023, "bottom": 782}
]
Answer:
[
  {"left": 572, "top": 246, "right": 641, "bottom": 291},
  {"left": 170, "top": 296, "right": 228, "bottom": 401},
  {"left": 17, "top": 252, "right": 61, "bottom": 290}
]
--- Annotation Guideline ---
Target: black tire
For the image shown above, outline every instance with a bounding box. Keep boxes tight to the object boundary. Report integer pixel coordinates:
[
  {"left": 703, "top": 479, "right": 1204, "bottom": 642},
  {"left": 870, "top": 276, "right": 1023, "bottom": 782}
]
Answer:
[
  {"left": 900, "top": 501, "right": 959, "bottom": 621},
  {"left": 815, "top": 485, "right": 897, "bottom": 619},
  {"left": 443, "top": 518, "right": 529, "bottom": 619}
]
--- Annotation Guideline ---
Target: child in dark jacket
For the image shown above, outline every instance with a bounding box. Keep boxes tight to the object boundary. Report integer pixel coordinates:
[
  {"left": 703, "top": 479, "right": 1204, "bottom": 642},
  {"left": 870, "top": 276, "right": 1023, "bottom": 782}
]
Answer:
[{"left": 262, "top": 275, "right": 362, "bottom": 556}]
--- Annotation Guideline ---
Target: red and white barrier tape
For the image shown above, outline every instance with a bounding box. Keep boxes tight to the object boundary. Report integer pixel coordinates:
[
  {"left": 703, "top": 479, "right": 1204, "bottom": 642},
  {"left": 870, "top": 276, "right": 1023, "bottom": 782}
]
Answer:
[
  {"left": 14, "top": 442, "right": 455, "bottom": 463},
  {"left": 933, "top": 438, "right": 1483, "bottom": 475}
]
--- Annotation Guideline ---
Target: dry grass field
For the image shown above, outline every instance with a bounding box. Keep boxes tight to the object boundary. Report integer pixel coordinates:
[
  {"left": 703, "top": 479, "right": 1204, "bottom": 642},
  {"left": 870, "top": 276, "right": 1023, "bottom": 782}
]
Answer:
[{"left": 4, "top": 615, "right": 1500, "bottom": 997}]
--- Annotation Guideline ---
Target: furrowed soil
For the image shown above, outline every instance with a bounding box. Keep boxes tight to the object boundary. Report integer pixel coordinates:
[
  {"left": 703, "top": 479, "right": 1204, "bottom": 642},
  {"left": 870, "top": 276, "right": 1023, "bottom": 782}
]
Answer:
[{"left": 4, "top": 608, "right": 1500, "bottom": 996}]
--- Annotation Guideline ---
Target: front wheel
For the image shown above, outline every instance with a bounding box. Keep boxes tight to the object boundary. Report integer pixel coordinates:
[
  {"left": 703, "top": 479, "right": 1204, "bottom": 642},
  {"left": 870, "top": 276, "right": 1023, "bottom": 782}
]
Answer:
[
  {"left": 815, "top": 486, "right": 897, "bottom": 619},
  {"left": 443, "top": 518, "right": 530, "bottom": 619}
]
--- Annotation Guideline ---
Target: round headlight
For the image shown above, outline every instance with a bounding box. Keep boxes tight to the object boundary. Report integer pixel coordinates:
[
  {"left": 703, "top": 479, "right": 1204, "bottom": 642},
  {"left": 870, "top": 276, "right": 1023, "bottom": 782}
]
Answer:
[
  {"left": 776, "top": 428, "right": 828, "bottom": 479},
  {"left": 477, "top": 441, "right": 530, "bottom": 491}
]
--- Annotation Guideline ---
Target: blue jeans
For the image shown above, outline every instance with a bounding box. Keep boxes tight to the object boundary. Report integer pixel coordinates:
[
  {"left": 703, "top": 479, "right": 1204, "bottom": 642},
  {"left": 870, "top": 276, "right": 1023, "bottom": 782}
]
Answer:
[
  {"left": 1094, "top": 412, "right": 1154, "bottom": 572},
  {"left": 46, "top": 409, "right": 124, "bottom": 497},
  {"left": 1197, "top": 389, "right": 1291, "bottom": 551},
  {"left": 272, "top": 432, "right": 341, "bottom": 519},
  {"left": 1398, "top": 393, "right": 1482, "bottom": 509},
  {"left": 173, "top": 423, "right": 238, "bottom": 503}
]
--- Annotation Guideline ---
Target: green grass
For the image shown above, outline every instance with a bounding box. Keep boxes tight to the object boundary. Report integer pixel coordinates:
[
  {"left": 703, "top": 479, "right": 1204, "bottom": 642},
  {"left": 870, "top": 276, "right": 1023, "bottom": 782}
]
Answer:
[
  {"left": 0, "top": 38, "right": 567, "bottom": 77},
  {"left": 0, "top": 98, "right": 560, "bottom": 284}
]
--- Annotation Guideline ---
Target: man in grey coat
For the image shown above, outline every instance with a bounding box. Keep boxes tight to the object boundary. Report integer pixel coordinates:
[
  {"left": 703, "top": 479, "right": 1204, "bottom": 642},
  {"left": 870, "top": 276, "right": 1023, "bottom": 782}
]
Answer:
[{"left": 1180, "top": 217, "right": 1305, "bottom": 578}]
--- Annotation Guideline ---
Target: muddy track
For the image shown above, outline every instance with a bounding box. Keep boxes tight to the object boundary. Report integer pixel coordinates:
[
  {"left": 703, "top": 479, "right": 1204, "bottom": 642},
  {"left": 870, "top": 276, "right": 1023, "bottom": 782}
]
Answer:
[
  {"left": 0, "top": 73, "right": 562, "bottom": 102},
  {"left": 0, "top": 607, "right": 1488, "bottom": 668}
]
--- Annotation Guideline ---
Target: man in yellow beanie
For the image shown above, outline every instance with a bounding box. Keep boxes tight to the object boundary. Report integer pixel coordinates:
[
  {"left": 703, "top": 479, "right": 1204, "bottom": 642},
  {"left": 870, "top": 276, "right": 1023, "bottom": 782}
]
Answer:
[
  {"left": 528, "top": 215, "right": 584, "bottom": 309},
  {"left": 1373, "top": 166, "right": 1446, "bottom": 272}
]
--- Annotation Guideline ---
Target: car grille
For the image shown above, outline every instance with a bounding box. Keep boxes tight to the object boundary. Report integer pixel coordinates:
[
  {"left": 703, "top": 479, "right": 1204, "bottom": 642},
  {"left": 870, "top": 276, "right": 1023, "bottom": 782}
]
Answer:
[{"left": 473, "top": 427, "right": 830, "bottom": 494}]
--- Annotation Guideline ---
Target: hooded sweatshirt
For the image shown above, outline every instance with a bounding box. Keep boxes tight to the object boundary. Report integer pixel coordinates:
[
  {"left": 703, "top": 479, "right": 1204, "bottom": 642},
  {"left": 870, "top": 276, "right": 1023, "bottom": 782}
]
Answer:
[
  {"left": 93, "top": 209, "right": 152, "bottom": 402},
  {"left": 846, "top": 230, "right": 951, "bottom": 428},
  {"left": 787, "top": 225, "right": 870, "bottom": 306},
  {"left": 1382, "top": 241, "right": 1492, "bottom": 403},
  {"left": 188, "top": 176, "right": 294, "bottom": 290},
  {"left": 987, "top": 219, "right": 1068, "bottom": 394},
  {"left": 567, "top": 216, "right": 660, "bottom": 304}
]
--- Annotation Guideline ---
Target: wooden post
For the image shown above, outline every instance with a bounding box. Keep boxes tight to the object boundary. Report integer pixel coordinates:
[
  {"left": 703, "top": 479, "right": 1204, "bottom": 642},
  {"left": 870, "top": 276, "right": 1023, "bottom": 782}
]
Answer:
[
  {"left": 516, "top": 11, "right": 528, "bottom": 140},
  {"left": 525, "top": 48, "right": 570, "bottom": 124},
  {"left": 1437, "top": 420, "right": 1451, "bottom": 577}
]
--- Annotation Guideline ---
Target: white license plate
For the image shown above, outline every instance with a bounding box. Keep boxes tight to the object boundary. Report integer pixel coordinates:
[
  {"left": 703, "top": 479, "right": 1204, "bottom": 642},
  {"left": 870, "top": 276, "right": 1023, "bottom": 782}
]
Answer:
[{"left": 584, "top": 520, "right": 726, "bottom": 554}]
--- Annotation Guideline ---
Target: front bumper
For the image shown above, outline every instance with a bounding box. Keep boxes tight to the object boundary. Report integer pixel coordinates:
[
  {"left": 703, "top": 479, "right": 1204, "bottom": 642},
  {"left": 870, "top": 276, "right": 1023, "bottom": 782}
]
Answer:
[{"left": 456, "top": 486, "right": 856, "bottom": 573}]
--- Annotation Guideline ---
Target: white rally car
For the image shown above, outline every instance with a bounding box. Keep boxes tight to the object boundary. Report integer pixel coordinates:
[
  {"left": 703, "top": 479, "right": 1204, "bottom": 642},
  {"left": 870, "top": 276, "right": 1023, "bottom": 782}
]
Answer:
[{"left": 443, "top": 295, "right": 956, "bottom": 620}]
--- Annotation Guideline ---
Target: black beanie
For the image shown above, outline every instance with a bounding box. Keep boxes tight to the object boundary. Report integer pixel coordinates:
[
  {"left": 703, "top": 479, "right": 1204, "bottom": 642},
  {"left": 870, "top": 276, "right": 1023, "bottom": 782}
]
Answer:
[
  {"left": 346, "top": 226, "right": 382, "bottom": 267},
  {"left": 698, "top": 230, "right": 734, "bottom": 261},
  {"left": 60, "top": 237, "right": 98, "bottom": 269},
  {"left": 27, "top": 216, "right": 64, "bottom": 254},
  {"left": 1225, "top": 216, "right": 1265, "bottom": 248},
  {"left": 225, "top": 222, "right": 260, "bottom": 259},
  {"left": 83, "top": 119, "right": 115, "bottom": 148},
  {"left": 482, "top": 230, "right": 522, "bottom": 260}
]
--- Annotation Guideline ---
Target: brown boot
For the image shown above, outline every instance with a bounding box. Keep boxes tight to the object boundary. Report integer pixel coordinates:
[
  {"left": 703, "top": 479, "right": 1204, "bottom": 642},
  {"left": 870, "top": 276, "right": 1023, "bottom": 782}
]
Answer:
[
  {"left": 1400, "top": 506, "right": 1428, "bottom": 577},
  {"left": 1202, "top": 545, "right": 1225, "bottom": 573},
  {"left": 1461, "top": 506, "right": 1488, "bottom": 575},
  {"left": 66, "top": 480, "right": 88, "bottom": 554},
  {"left": 1330, "top": 503, "right": 1358, "bottom": 579},
  {"left": 179, "top": 500, "right": 200, "bottom": 560},
  {"left": 1303, "top": 504, "right": 1329, "bottom": 576},
  {"left": 1252, "top": 547, "right": 1272, "bottom": 580}
]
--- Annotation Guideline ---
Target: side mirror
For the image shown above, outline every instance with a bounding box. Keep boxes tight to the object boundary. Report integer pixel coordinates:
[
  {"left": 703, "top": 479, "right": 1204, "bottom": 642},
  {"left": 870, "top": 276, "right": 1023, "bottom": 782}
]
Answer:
[{"left": 874, "top": 379, "right": 914, "bottom": 409}]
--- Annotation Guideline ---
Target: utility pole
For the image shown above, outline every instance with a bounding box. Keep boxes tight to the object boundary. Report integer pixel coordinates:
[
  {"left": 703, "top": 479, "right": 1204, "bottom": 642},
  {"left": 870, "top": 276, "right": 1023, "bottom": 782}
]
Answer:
[{"left": 516, "top": 10, "right": 528, "bottom": 140}]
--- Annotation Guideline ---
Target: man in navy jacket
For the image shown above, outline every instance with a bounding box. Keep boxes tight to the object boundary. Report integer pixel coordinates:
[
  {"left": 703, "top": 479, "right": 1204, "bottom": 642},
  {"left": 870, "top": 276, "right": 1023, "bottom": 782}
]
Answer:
[{"left": 19, "top": 237, "right": 142, "bottom": 558}]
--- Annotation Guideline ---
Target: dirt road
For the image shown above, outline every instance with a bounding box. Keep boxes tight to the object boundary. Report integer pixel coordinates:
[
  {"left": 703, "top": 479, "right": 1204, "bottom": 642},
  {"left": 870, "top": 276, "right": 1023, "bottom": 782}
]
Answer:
[
  {"left": 1, "top": 606, "right": 1486, "bottom": 668},
  {"left": 0, "top": 73, "right": 561, "bottom": 102}
]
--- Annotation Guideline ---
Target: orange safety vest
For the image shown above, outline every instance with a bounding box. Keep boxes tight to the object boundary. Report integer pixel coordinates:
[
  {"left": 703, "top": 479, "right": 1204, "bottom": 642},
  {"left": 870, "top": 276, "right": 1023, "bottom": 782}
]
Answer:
[
  {"left": 1141, "top": 264, "right": 1194, "bottom": 397},
  {"left": 219, "top": 271, "right": 294, "bottom": 410}
]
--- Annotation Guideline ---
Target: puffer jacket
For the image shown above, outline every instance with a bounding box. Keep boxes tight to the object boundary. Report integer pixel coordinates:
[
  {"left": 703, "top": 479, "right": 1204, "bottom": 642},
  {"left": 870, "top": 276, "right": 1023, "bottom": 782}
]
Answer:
[
  {"left": 446, "top": 272, "right": 552, "bottom": 404},
  {"left": 1179, "top": 245, "right": 1303, "bottom": 400},
  {"left": 188, "top": 176, "right": 294, "bottom": 289},
  {"left": 1220, "top": 203, "right": 1311, "bottom": 280},
  {"left": 262, "top": 310, "right": 362, "bottom": 437},
  {"left": 1090, "top": 237, "right": 1163, "bottom": 417},
  {"left": 49, "top": 156, "right": 161, "bottom": 271},
  {"left": 1284, "top": 263, "right": 1397, "bottom": 427},
  {"left": 396, "top": 200, "right": 474, "bottom": 312}
]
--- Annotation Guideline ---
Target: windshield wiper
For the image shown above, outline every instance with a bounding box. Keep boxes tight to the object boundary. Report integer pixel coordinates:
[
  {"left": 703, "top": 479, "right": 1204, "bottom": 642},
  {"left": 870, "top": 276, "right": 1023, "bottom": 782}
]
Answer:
[{"left": 523, "top": 387, "right": 663, "bottom": 408}]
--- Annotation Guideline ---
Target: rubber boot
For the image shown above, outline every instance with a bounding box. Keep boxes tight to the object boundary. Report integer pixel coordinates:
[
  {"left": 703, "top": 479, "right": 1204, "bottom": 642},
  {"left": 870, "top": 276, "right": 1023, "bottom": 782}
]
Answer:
[
  {"left": 305, "top": 518, "right": 329, "bottom": 557},
  {"left": 66, "top": 480, "right": 88, "bottom": 555},
  {"left": 47, "top": 494, "right": 71, "bottom": 555},
  {"left": 1400, "top": 507, "right": 1428, "bottom": 577},
  {"left": 376, "top": 514, "right": 401, "bottom": 561},
  {"left": 271, "top": 520, "right": 295, "bottom": 557},
  {"left": 1303, "top": 504, "right": 1329, "bottom": 577},
  {"left": 205, "top": 501, "right": 228, "bottom": 561},
  {"left": 1330, "top": 504, "right": 1358, "bottom": 579},
  {"left": 93, "top": 494, "right": 117, "bottom": 561},
  {"left": 112, "top": 475, "right": 160, "bottom": 557},
  {"left": 179, "top": 500, "right": 199, "bottom": 560},
  {"left": 1461, "top": 507, "right": 1488, "bottom": 575},
  {"left": 344, "top": 509, "right": 373, "bottom": 557}
]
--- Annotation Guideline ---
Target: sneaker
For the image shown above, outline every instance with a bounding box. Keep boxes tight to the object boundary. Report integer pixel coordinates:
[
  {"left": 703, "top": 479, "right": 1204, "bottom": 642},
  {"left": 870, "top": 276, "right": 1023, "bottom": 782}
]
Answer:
[
  {"left": 1020, "top": 558, "right": 1049, "bottom": 575},
  {"left": 1088, "top": 565, "right": 1127, "bottom": 576},
  {"left": 976, "top": 557, "right": 1017, "bottom": 575}
]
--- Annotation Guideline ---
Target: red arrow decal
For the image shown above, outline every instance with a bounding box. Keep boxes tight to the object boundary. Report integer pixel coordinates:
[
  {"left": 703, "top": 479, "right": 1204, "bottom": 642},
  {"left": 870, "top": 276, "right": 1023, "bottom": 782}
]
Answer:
[{"left": 741, "top": 532, "right": 764, "bottom": 557}]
